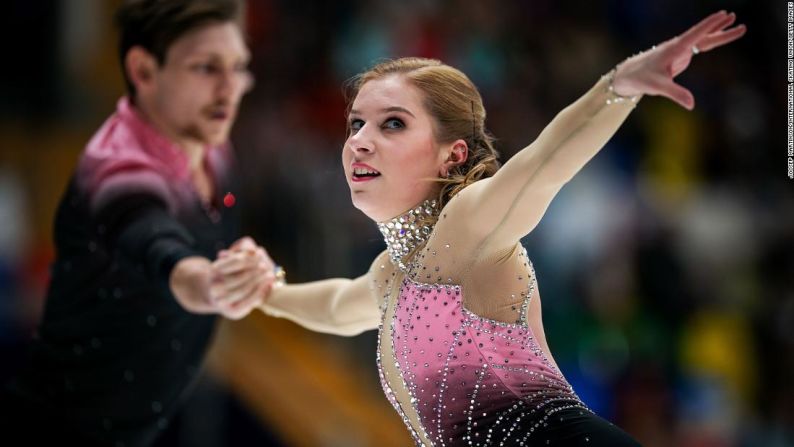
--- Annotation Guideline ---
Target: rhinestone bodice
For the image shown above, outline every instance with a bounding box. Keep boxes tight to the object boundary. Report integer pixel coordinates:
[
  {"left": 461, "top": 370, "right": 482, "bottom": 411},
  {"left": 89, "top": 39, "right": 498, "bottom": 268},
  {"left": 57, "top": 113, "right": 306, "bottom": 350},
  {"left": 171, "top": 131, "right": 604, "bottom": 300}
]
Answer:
[{"left": 376, "top": 278, "right": 588, "bottom": 446}]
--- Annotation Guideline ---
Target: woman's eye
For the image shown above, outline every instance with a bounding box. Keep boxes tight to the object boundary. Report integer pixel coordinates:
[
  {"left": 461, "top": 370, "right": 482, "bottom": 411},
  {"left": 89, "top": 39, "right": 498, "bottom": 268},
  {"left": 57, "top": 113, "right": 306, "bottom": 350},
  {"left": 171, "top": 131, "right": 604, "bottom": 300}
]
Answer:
[
  {"left": 349, "top": 119, "right": 364, "bottom": 132},
  {"left": 383, "top": 118, "right": 404, "bottom": 130}
]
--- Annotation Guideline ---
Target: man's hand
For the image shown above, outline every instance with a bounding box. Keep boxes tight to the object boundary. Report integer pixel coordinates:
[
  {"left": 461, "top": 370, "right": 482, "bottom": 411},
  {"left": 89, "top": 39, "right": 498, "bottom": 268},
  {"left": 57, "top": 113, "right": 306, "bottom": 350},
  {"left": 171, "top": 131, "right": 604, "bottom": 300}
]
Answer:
[
  {"left": 169, "top": 236, "right": 277, "bottom": 320},
  {"left": 169, "top": 256, "right": 217, "bottom": 314},
  {"left": 210, "top": 237, "right": 277, "bottom": 319}
]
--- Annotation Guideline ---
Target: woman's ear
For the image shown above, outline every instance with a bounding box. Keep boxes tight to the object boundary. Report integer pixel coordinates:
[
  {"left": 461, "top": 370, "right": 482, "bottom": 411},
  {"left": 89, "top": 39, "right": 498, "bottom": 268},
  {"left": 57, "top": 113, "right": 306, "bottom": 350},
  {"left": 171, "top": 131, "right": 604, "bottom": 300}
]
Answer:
[{"left": 441, "top": 140, "right": 469, "bottom": 176}]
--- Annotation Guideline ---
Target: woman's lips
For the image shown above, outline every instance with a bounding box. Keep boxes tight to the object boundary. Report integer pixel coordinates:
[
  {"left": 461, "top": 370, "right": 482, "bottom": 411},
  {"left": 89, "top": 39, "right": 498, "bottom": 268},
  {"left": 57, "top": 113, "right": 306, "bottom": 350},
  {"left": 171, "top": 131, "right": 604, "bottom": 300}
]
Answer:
[
  {"left": 351, "top": 162, "right": 381, "bottom": 182},
  {"left": 352, "top": 174, "right": 379, "bottom": 182}
]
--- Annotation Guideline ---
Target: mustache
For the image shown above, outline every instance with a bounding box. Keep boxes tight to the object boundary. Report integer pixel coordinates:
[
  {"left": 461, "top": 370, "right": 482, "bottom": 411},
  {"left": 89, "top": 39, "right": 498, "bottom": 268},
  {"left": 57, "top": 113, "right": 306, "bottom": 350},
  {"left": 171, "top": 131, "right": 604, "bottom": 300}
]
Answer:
[{"left": 203, "top": 101, "right": 234, "bottom": 114}]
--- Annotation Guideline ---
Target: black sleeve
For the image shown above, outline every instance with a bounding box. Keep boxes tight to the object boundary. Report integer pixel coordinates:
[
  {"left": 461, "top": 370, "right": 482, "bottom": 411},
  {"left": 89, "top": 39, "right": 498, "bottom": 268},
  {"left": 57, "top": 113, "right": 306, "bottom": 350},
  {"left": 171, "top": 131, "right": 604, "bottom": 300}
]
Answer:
[{"left": 95, "top": 193, "right": 203, "bottom": 287}]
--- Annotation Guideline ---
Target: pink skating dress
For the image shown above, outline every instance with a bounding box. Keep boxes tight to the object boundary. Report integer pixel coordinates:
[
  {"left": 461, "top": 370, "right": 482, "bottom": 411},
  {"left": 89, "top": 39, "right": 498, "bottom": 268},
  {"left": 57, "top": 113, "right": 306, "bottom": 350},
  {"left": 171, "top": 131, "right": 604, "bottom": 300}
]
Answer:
[{"left": 373, "top": 201, "right": 588, "bottom": 446}]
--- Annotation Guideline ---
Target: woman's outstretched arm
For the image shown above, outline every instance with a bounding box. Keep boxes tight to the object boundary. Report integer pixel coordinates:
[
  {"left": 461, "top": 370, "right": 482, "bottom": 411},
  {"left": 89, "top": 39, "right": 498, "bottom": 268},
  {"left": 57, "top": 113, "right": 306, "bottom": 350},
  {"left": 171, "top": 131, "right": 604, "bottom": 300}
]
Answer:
[
  {"left": 260, "top": 274, "right": 380, "bottom": 336},
  {"left": 211, "top": 243, "right": 384, "bottom": 336},
  {"left": 446, "top": 10, "right": 745, "bottom": 256}
]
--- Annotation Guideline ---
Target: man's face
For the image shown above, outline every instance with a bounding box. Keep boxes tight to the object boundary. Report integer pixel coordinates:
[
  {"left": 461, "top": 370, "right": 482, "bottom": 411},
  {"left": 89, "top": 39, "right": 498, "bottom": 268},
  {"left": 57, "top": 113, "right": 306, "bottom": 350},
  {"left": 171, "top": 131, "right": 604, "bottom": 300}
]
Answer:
[{"left": 144, "top": 21, "right": 251, "bottom": 148}]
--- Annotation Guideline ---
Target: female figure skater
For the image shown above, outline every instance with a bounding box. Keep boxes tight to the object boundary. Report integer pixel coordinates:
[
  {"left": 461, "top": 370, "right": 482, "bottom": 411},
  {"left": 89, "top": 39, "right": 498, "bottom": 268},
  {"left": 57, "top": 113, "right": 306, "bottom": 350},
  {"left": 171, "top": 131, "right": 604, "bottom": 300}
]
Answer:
[{"left": 214, "top": 10, "right": 745, "bottom": 446}]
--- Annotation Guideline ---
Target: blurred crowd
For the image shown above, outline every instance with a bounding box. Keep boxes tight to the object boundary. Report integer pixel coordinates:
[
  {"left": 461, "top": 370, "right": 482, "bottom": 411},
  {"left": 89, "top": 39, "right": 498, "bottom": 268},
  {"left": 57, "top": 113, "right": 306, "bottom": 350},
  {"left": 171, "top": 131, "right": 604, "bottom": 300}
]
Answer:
[{"left": 0, "top": 1, "right": 790, "bottom": 446}]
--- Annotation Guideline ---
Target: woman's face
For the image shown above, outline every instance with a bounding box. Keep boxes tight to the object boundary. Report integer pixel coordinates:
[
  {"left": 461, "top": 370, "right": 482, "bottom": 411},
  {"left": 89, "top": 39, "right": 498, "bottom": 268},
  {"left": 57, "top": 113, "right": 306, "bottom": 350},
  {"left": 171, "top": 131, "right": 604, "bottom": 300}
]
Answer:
[{"left": 343, "top": 75, "right": 449, "bottom": 222}]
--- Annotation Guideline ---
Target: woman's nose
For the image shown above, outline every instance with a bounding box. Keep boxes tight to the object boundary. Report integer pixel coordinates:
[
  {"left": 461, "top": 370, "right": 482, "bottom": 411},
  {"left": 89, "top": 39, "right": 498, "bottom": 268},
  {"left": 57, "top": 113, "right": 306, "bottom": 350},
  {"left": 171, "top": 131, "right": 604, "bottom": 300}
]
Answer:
[
  {"left": 348, "top": 128, "right": 374, "bottom": 154},
  {"left": 352, "top": 144, "right": 372, "bottom": 154}
]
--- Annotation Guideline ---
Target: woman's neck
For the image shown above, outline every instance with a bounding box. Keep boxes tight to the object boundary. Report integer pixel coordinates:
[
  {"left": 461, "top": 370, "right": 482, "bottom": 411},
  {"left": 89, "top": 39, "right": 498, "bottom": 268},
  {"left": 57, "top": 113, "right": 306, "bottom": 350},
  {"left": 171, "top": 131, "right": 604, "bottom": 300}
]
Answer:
[{"left": 377, "top": 199, "right": 439, "bottom": 273}]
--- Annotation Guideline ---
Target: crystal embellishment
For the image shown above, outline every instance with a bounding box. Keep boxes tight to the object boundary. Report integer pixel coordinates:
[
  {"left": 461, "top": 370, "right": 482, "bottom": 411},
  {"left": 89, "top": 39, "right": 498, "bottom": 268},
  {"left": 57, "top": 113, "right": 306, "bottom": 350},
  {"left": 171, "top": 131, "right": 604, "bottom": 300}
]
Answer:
[{"left": 377, "top": 199, "right": 439, "bottom": 273}]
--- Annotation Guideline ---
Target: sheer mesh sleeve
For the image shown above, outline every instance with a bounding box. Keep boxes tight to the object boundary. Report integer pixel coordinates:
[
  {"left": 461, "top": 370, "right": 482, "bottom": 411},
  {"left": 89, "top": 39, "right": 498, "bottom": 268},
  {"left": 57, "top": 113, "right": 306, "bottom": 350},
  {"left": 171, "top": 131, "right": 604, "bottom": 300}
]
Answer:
[
  {"left": 405, "top": 74, "right": 640, "bottom": 326},
  {"left": 260, "top": 250, "right": 388, "bottom": 336}
]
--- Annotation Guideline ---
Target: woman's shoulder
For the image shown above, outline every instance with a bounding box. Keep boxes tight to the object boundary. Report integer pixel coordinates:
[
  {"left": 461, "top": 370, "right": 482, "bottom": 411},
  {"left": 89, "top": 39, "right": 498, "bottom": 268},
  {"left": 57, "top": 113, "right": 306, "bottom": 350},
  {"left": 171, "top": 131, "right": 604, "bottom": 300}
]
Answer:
[
  {"left": 422, "top": 177, "right": 500, "bottom": 261},
  {"left": 434, "top": 177, "right": 496, "bottom": 238},
  {"left": 367, "top": 250, "right": 398, "bottom": 306}
]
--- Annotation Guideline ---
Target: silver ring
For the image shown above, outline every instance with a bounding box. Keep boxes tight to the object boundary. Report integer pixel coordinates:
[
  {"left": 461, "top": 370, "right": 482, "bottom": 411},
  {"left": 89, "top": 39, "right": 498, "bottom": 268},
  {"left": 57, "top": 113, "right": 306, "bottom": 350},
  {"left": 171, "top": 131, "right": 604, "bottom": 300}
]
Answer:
[{"left": 692, "top": 45, "right": 700, "bottom": 55}]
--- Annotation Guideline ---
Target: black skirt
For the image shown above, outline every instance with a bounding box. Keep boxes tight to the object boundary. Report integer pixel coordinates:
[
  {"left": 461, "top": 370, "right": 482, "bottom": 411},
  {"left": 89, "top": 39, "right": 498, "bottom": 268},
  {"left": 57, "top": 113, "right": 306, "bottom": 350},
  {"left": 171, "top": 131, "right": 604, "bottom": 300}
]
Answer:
[{"left": 524, "top": 407, "right": 641, "bottom": 446}]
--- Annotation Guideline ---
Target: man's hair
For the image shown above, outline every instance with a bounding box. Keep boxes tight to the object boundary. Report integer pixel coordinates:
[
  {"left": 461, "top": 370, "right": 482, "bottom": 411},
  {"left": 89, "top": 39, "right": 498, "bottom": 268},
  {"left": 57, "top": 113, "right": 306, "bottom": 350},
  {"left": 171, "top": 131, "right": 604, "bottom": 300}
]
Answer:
[{"left": 115, "top": 0, "right": 245, "bottom": 98}]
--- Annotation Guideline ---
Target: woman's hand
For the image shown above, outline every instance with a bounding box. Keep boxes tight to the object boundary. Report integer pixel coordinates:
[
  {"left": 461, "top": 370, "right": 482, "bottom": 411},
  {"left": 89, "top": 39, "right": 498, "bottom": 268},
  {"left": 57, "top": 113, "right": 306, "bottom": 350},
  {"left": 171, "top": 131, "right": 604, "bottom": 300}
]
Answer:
[
  {"left": 209, "top": 237, "right": 278, "bottom": 320},
  {"left": 169, "top": 238, "right": 277, "bottom": 320},
  {"left": 611, "top": 10, "right": 746, "bottom": 110}
]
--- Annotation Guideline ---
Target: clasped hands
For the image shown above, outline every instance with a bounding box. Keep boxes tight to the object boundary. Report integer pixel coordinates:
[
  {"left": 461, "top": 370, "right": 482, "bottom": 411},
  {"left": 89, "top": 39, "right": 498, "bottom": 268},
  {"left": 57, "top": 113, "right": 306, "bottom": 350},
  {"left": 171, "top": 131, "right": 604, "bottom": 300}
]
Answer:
[{"left": 169, "top": 236, "right": 278, "bottom": 320}]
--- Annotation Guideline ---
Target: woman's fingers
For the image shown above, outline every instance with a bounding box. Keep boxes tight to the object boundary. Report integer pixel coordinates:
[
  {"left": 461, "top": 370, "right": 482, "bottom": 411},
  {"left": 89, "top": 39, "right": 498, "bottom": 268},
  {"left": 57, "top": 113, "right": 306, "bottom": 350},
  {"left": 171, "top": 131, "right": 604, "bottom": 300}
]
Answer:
[
  {"left": 221, "top": 280, "right": 269, "bottom": 320},
  {"left": 205, "top": 238, "right": 277, "bottom": 318},
  {"left": 678, "top": 10, "right": 729, "bottom": 47},
  {"left": 612, "top": 10, "right": 744, "bottom": 110},
  {"left": 696, "top": 24, "right": 747, "bottom": 53},
  {"left": 218, "top": 262, "right": 266, "bottom": 292},
  {"left": 657, "top": 77, "right": 695, "bottom": 110},
  {"left": 256, "top": 247, "right": 275, "bottom": 269},
  {"left": 210, "top": 242, "right": 279, "bottom": 308},
  {"left": 706, "top": 12, "right": 736, "bottom": 34},
  {"left": 677, "top": 11, "right": 746, "bottom": 54},
  {"left": 229, "top": 236, "right": 257, "bottom": 251},
  {"left": 213, "top": 249, "right": 258, "bottom": 275},
  {"left": 215, "top": 267, "right": 264, "bottom": 305},
  {"left": 214, "top": 245, "right": 274, "bottom": 275}
]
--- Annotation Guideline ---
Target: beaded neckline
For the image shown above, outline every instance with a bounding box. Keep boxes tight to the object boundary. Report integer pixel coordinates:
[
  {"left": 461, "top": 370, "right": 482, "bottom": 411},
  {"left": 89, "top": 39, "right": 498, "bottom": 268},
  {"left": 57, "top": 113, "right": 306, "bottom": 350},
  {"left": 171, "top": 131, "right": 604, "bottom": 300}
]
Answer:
[{"left": 377, "top": 199, "right": 439, "bottom": 273}]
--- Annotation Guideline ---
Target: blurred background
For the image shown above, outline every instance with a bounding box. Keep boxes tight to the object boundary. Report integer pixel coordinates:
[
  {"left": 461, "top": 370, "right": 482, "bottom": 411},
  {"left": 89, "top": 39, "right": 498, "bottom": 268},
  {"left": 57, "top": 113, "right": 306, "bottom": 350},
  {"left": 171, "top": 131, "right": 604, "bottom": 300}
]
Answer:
[{"left": 0, "top": 0, "right": 790, "bottom": 446}]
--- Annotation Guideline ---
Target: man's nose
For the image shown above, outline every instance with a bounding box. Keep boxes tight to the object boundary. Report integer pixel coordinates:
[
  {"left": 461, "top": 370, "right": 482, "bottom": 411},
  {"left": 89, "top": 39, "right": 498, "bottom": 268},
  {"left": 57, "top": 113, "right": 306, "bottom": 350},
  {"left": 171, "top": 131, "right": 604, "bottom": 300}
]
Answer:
[{"left": 217, "top": 69, "right": 253, "bottom": 97}]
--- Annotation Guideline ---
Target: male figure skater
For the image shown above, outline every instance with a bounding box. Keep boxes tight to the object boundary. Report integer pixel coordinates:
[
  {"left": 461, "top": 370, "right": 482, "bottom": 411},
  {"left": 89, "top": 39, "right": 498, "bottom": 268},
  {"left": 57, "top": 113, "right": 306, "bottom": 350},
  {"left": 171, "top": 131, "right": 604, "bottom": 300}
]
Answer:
[{"left": 1, "top": 1, "right": 274, "bottom": 445}]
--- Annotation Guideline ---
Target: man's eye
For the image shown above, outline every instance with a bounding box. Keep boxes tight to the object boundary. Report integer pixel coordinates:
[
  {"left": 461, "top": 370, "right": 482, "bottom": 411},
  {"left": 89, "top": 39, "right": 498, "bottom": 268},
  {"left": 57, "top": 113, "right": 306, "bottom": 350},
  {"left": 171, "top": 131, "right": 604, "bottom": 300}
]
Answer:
[
  {"left": 192, "top": 63, "right": 220, "bottom": 74},
  {"left": 383, "top": 118, "right": 404, "bottom": 129}
]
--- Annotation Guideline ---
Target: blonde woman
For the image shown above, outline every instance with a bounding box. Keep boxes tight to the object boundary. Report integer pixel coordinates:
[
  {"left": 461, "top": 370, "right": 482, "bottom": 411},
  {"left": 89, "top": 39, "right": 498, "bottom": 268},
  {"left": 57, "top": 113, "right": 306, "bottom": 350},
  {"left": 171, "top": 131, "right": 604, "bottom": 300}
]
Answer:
[{"left": 215, "top": 10, "right": 745, "bottom": 446}]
